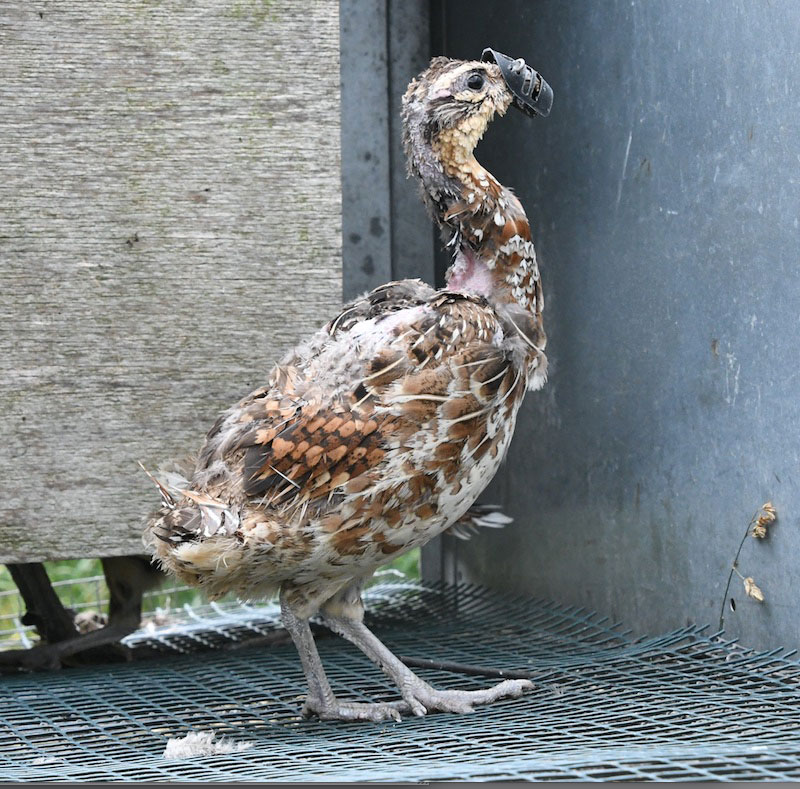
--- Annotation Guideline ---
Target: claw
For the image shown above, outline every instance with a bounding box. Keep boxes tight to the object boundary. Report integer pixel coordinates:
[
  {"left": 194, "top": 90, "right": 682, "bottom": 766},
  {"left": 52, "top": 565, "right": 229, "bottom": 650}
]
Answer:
[{"left": 406, "top": 697, "right": 427, "bottom": 717}]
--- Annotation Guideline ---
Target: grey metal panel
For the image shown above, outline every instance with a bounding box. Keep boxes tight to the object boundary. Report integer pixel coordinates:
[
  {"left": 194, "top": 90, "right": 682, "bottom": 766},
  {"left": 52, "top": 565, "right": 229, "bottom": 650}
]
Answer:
[
  {"left": 340, "top": 0, "right": 392, "bottom": 300},
  {"left": 386, "top": 0, "right": 436, "bottom": 285},
  {"left": 340, "top": 0, "right": 433, "bottom": 301},
  {"left": 0, "top": 0, "right": 341, "bottom": 561},
  {"left": 430, "top": 0, "right": 800, "bottom": 650}
]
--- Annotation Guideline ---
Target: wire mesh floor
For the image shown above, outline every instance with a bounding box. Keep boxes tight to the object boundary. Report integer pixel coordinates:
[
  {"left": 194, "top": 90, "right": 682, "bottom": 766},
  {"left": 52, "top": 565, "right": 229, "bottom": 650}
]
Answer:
[{"left": 3, "top": 581, "right": 800, "bottom": 782}]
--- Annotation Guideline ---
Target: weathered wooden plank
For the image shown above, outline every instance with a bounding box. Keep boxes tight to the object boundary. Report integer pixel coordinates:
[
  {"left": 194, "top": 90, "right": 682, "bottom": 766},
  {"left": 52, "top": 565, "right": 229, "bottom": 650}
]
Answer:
[{"left": 0, "top": 0, "right": 342, "bottom": 562}]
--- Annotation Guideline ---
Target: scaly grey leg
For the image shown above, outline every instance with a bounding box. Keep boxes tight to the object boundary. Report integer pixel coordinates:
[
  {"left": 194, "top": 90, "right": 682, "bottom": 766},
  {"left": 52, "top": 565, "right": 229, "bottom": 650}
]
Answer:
[
  {"left": 279, "top": 587, "right": 407, "bottom": 722},
  {"left": 320, "top": 583, "right": 532, "bottom": 716}
]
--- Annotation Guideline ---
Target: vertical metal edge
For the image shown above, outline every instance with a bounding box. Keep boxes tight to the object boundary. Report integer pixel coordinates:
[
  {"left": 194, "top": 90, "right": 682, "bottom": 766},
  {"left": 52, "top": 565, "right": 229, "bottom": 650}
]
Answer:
[
  {"left": 387, "top": 0, "right": 436, "bottom": 285},
  {"left": 419, "top": 0, "right": 447, "bottom": 583},
  {"left": 339, "top": 0, "right": 393, "bottom": 301}
]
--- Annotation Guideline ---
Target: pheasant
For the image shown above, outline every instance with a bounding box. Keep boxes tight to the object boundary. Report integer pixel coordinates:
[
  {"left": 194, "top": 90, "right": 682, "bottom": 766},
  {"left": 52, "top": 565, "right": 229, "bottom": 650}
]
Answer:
[{"left": 145, "top": 49, "right": 552, "bottom": 722}]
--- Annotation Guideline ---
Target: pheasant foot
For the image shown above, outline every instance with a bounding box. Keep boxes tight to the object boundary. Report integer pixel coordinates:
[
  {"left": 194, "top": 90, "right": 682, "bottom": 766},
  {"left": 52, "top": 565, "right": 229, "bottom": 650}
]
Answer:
[
  {"left": 397, "top": 678, "right": 533, "bottom": 715},
  {"left": 321, "top": 586, "right": 533, "bottom": 718},
  {"left": 281, "top": 589, "right": 412, "bottom": 723},
  {"left": 302, "top": 697, "right": 407, "bottom": 723},
  {"left": 283, "top": 583, "right": 533, "bottom": 722}
]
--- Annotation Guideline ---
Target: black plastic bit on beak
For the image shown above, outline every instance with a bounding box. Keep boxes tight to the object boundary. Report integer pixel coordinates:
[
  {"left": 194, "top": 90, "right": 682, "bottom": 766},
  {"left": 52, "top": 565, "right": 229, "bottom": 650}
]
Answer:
[{"left": 481, "top": 48, "right": 553, "bottom": 118}]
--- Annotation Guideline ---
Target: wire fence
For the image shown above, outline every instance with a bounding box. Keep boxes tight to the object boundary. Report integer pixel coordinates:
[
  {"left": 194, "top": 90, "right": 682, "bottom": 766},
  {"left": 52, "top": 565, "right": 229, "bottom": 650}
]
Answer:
[
  {"left": 0, "top": 565, "right": 412, "bottom": 650},
  {"left": 0, "top": 572, "right": 215, "bottom": 650},
  {"left": 3, "top": 580, "right": 800, "bottom": 781}
]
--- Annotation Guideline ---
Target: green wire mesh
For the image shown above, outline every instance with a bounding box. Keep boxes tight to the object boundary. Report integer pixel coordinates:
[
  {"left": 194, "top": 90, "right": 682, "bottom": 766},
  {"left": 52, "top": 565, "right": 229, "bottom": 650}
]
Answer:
[{"left": 3, "top": 581, "right": 800, "bottom": 782}]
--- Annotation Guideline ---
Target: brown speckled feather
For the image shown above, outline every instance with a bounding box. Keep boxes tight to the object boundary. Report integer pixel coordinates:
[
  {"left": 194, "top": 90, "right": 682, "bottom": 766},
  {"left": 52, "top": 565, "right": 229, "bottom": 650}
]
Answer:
[{"left": 146, "top": 281, "right": 540, "bottom": 613}]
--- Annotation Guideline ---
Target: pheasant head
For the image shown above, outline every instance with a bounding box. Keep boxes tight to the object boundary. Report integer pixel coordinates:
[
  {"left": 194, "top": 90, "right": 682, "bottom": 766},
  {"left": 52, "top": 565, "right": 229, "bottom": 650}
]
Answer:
[{"left": 402, "top": 51, "right": 552, "bottom": 314}]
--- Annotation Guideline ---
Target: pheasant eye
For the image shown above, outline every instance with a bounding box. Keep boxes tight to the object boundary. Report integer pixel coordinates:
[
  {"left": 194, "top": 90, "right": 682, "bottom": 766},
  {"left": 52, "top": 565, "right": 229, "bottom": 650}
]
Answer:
[{"left": 467, "top": 73, "right": 484, "bottom": 91}]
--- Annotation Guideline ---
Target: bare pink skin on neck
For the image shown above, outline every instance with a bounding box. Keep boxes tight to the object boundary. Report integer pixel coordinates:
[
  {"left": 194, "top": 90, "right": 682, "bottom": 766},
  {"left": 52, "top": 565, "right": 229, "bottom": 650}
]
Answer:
[{"left": 445, "top": 246, "right": 493, "bottom": 296}]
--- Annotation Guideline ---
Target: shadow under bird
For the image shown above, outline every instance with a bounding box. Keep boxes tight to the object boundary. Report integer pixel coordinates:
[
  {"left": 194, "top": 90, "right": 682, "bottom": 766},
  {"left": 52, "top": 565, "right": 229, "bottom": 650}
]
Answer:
[{"left": 144, "top": 49, "right": 553, "bottom": 722}]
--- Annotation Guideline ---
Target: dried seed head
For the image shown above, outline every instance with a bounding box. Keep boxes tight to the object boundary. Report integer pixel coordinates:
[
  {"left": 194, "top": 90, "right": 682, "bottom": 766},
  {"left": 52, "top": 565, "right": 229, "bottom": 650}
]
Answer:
[
  {"left": 751, "top": 501, "right": 777, "bottom": 539},
  {"left": 752, "top": 523, "right": 767, "bottom": 539},
  {"left": 744, "top": 576, "right": 765, "bottom": 602}
]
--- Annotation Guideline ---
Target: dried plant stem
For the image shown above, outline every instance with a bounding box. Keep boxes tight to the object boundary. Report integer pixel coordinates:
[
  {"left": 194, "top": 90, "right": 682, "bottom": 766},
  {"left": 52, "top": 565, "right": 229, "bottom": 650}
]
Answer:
[{"left": 718, "top": 509, "right": 759, "bottom": 632}]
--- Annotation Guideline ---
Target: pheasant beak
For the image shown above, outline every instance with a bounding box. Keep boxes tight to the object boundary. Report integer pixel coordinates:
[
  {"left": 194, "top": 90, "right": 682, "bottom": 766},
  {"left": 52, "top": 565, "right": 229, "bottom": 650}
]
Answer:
[{"left": 481, "top": 48, "right": 553, "bottom": 118}]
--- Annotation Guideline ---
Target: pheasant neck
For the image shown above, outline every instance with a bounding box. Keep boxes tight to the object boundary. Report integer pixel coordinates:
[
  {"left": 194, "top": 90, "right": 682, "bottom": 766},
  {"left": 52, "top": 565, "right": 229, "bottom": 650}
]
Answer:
[{"left": 433, "top": 150, "right": 539, "bottom": 314}]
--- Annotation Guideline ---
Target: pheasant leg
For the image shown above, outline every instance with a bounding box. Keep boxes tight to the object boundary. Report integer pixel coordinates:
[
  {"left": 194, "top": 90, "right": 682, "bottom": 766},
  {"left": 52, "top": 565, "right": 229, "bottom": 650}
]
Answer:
[
  {"left": 279, "top": 591, "right": 407, "bottom": 722},
  {"left": 321, "top": 603, "right": 532, "bottom": 716}
]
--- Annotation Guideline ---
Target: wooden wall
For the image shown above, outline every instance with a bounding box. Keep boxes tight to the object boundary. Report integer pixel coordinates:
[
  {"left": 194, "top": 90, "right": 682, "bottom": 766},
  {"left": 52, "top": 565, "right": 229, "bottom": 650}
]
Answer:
[{"left": 0, "top": 0, "right": 342, "bottom": 562}]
